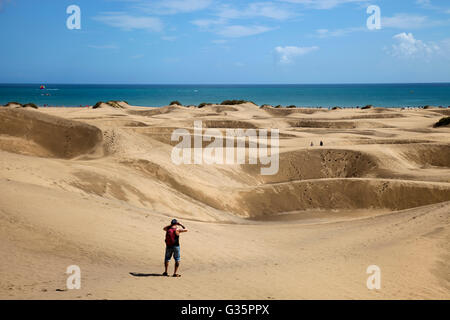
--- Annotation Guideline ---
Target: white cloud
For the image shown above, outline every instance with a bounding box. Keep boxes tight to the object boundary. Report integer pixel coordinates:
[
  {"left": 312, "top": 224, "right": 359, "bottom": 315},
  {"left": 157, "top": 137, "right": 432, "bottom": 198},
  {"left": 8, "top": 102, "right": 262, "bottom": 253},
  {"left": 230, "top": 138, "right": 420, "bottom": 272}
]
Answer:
[
  {"left": 274, "top": 45, "right": 319, "bottom": 64},
  {"left": 440, "top": 38, "right": 450, "bottom": 52},
  {"left": 138, "top": 0, "right": 212, "bottom": 15},
  {"left": 192, "top": 2, "right": 289, "bottom": 39},
  {"left": 315, "top": 26, "right": 364, "bottom": 38},
  {"left": 388, "top": 32, "right": 440, "bottom": 59},
  {"left": 217, "top": 2, "right": 295, "bottom": 20},
  {"left": 416, "top": 0, "right": 450, "bottom": 13},
  {"left": 93, "top": 12, "right": 163, "bottom": 32},
  {"left": 191, "top": 18, "right": 227, "bottom": 28},
  {"left": 217, "top": 25, "right": 274, "bottom": 38},
  {"left": 382, "top": 14, "right": 429, "bottom": 29},
  {"left": 313, "top": 13, "right": 445, "bottom": 39},
  {"left": 416, "top": 0, "right": 435, "bottom": 9},
  {"left": 280, "top": 0, "right": 368, "bottom": 10}
]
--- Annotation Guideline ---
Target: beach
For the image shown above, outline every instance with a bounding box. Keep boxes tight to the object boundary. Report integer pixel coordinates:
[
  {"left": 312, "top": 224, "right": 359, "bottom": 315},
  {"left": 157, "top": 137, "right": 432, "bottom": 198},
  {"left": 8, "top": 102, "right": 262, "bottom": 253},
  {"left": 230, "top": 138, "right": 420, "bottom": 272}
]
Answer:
[{"left": 0, "top": 102, "right": 449, "bottom": 299}]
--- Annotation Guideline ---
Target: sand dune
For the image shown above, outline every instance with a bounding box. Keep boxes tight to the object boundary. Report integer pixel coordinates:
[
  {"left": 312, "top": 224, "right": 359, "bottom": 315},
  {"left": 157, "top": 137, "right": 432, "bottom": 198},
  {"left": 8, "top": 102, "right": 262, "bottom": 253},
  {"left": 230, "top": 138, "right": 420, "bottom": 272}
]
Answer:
[
  {"left": 234, "top": 179, "right": 450, "bottom": 217},
  {"left": 242, "top": 149, "right": 377, "bottom": 183},
  {"left": 0, "top": 104, "right": 449, "bottom": 299},
  {"left": 0, "top": 108, "right": 103, "bottom": 159}
]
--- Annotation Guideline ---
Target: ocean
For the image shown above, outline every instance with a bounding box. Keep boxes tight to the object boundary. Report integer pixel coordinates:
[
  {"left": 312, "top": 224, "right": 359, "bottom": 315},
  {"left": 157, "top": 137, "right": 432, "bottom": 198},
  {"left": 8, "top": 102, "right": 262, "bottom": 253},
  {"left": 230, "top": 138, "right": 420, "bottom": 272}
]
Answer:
[{"left": 1, "top": 83, "right": 450, "bottom": 108}]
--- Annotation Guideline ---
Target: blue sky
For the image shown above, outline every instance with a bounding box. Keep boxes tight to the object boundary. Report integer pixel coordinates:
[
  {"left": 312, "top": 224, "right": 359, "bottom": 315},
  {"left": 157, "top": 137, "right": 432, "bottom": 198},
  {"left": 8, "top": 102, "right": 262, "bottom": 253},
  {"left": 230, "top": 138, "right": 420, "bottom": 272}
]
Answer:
[{"left": 0, "top": 0, "right": 449, "bottom": 84}]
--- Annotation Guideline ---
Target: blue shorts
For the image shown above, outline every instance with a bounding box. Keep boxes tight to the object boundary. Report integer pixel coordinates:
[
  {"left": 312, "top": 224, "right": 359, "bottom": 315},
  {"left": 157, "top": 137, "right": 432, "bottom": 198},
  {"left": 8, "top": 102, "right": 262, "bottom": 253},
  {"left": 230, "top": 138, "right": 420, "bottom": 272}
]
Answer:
[{"left": 165, "top": 246, "right": 181, "bottom": 262}]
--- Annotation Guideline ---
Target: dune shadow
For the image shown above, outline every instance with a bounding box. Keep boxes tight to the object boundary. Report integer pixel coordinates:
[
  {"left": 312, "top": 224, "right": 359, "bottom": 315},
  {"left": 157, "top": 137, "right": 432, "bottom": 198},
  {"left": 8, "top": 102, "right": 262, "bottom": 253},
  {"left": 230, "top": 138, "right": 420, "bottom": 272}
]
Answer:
[{"left": 129, "top": 272, "right": 165, "bottom": 277}]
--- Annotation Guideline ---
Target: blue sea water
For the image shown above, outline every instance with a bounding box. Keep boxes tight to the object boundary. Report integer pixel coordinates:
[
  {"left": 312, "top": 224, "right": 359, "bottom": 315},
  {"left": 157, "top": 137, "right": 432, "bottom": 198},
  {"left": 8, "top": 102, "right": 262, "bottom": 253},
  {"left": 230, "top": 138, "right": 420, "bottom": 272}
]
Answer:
[{"left": 1, "top": 83, "right": 450, "bottom": 108}]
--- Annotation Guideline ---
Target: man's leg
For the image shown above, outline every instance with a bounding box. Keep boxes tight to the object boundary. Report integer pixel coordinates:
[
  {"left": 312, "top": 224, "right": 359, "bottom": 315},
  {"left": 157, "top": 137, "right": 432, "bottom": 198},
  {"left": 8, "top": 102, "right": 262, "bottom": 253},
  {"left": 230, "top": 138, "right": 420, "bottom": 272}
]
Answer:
[
  {"left": 163, "top": 247, "right": 172, "bottom": 276},
  {"left": 164, "top": 261, "right": 169, "bottom": 274},
  {"left": 173, "top": 246, "right": 181, "bottom": 277}
]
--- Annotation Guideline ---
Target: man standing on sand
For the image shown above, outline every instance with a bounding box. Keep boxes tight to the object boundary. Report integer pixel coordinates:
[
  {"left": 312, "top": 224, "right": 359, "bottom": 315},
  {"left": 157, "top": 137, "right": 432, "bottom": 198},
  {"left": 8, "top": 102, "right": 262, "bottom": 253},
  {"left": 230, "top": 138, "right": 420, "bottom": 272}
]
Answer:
[{"left": 163, "top": 219, "right": 188, "bottom": 277}]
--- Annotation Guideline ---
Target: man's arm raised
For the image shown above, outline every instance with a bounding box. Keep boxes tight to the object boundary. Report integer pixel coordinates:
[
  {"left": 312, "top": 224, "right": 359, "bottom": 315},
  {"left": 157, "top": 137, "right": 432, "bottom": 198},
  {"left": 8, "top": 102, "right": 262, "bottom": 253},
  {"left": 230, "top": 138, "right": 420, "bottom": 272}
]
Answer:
[{"left": 175, "top": 229, "right": 188, "bottom": 235}]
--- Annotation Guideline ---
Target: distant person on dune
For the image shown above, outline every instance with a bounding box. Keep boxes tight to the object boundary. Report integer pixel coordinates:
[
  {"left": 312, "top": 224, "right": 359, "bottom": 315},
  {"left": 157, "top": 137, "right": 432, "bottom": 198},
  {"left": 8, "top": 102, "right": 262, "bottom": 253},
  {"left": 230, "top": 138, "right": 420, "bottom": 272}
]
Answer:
[{"left": 163, "top": 219, "right": 188, "bottom": 277}]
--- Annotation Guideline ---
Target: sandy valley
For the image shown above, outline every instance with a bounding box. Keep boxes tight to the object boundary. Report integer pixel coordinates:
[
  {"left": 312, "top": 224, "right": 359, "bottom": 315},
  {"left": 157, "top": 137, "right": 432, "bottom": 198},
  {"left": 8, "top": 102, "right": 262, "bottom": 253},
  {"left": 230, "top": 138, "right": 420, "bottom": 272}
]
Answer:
[{"left": 0, "top": 102, "right": 449, "bottom": 299}]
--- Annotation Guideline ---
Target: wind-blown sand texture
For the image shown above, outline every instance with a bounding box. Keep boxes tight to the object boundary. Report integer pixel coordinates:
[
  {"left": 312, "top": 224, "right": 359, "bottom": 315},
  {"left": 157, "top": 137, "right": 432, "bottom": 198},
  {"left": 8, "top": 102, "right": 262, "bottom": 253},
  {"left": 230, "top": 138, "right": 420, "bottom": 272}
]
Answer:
[{"left": 0, "top": 103, "right": 449, "bottom": 299}]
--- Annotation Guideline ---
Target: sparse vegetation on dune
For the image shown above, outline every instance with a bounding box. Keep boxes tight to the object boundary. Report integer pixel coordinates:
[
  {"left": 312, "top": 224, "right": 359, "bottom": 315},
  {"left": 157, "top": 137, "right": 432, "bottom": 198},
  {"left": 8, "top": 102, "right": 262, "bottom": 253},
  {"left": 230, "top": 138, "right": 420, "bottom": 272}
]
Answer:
[
  {"left": 362, "top": 105, "right": 373, "bottom": 110},
  {"left": 23, "top": 103, "right": 38, "bottom": 109},
  {"left": 93, "top": 101, "right": 128, "bottom": 109},
  {"left": 106, "top": 101, "right": 123, "bottom": 108},
  {"left": 433, "top": 116, "right": 450, "bottom": 128},
  {"left": 8, "top": 101, "right": 22, "bottom": 105},
  {"left": 93, "top": 101, "right": 104, "bottom": 109},
  {"left": 197, "top": 102, "right": 213, "bottom": 108},
  {"left": 2, "top": 102, "right": 22, "bottom": 107},
  {"left": 286, "top": 105, "right": 296, "bottom": 109},
  {"left": 220, "top": 99, "right": 256, "bottom": 105},
  {"left": 2, "top": 102, "right": 39, "bottom": 109},
  {"left": 169, "top": 101, "right": 182, "bottom": 106}
]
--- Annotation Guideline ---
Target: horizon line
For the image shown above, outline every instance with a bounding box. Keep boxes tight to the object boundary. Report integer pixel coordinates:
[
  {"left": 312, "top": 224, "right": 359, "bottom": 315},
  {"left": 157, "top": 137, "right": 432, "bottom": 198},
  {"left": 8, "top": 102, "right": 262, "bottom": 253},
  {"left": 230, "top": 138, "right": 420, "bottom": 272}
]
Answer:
[{"left": 1, "top": 82, "right": 450, "bottom": 86}]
